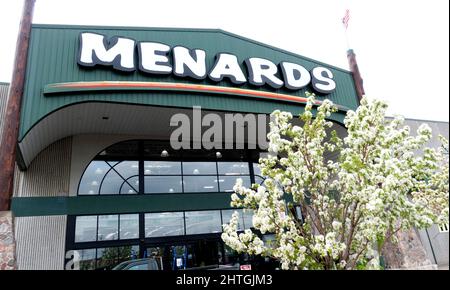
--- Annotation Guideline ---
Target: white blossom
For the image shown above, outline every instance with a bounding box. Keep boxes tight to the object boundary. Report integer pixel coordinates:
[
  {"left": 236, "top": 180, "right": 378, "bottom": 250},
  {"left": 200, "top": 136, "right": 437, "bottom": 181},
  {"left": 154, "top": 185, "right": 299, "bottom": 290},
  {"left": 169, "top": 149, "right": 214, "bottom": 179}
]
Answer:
[{"left": 221, "top": 93, "right": 449, "bottom": 270}]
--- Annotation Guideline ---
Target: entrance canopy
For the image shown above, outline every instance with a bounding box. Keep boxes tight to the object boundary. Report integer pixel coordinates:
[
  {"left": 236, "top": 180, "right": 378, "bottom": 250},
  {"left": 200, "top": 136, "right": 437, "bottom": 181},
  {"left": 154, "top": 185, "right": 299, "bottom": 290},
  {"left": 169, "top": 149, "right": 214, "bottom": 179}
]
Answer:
[{"left": 18, "top": 24, "right": 358, "bottom": 169}]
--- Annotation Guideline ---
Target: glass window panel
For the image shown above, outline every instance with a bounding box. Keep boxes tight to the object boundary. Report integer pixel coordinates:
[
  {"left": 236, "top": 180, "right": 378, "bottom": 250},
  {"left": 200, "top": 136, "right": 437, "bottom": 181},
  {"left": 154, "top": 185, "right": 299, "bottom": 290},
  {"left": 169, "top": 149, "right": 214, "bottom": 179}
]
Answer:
[
  {"left": 113, "top": 161, "right": 139, "bottom": 178},
  {"left": 119, "top": 214, "right": 139, "bottom": 240},
  {"left": 145, "top": 212, "right": 185, "bottom": 237},
  {"left": 255, "top": 176, "right": 265, "bottom": 185},
  {"left": 97, "top": 247, "right": 118, "bottom": 270},
  {"left": 144, "top": 176, "right": 182, "bottom": 193},
  {"left": 182, "top": 162, "right": 217, "bottom": 175},
  {"left": 185, "top": 210, "right": 222, "bottom": 235},
  {"left": 219, "top": 176, "right": 251, "bottom": 192},
  {"left": 146, "top": 246, "right": 165, "bottom": 270},
  {"left": 78, "top": 249, "right": 96, "bottom": 270},
  {"left": 242, "top": 209, "right": 254, "bottom": 229},
  {"left": 183, "top": 176, "right": 218, "bottom": 193},
  {"left": 99, "top": 161, "right": 139, "bottom": 195},
  {"left": 99, "top": 171, "right": 122, "bottom": 195},
  {"left": 117, "top": 245, "right": 140, "bottom": 264},
  {"left": 144, "top": 161, "right": 181, "bottom": 175},
  {"left": 78, "top": 161, "right": 110, "bottom": 195},
  {"left": 221, "top": 209, "right": 244, "bottom": 231},
  {"left": 223, "top": 244, "right": 242, "bottom": 266},
  {"left": 120, "top": 176, "right": 139, "bottom": 194},
  {"left": 253, "top": 163, "right": 261, "bottom": 176},
  {"left": 75, "top": 216, "right": 97, "bottom": 242},
  {"left": 185, "top": 242, "right": 219, "bottom": 269},
  {"left": 262, "top": 234, "right": 276, "bottom": 245},
  {"left": 218, "top": 162, "right": 250, "bottom": 175},
  {"left": 97, "top": 215, "right": 118, "bottom": 241}
]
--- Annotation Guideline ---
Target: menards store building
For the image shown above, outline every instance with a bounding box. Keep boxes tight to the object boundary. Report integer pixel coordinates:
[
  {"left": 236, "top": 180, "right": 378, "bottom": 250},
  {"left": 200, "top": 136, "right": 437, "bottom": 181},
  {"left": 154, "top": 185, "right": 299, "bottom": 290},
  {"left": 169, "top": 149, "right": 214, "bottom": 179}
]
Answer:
[{"left": 0, "top": 24, "right": 447, "bottom": 270}]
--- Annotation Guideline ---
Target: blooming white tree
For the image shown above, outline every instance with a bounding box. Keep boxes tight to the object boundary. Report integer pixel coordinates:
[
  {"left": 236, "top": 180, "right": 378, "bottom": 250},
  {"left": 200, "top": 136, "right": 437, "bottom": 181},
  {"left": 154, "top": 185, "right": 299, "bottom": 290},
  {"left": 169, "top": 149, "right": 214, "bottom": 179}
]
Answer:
[{"left": 222, "top": 94, "right": 449, "bottom": 270}]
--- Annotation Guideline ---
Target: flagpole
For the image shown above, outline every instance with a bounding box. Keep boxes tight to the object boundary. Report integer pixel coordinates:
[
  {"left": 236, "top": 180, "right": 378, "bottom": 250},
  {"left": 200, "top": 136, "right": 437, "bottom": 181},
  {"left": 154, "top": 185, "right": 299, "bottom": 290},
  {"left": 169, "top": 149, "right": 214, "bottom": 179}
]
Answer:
[
  {"left": 342, "top": 9, "right": 351, "bottom": 50},
  {"left": 341, "top": 8, "right": 365, "bottom": 103},
  {"left": 344, "top": 27, "right": 351, "bottom": 50}
]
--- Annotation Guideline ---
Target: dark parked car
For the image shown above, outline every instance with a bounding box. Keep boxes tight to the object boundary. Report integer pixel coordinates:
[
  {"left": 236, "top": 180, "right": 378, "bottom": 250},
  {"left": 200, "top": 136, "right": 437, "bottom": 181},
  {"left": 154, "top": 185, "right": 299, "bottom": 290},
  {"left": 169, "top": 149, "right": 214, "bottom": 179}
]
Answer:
[{"left": 112, "top": 258, "right": 160, "bottom": 270}]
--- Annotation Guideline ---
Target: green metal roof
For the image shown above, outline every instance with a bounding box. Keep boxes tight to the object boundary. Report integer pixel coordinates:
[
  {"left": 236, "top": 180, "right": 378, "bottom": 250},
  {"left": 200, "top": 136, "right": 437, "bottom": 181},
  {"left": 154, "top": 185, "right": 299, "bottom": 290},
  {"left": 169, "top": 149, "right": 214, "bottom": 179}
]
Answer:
[{"left": 20, "top": 24, "right": 359, "bottom": 141}]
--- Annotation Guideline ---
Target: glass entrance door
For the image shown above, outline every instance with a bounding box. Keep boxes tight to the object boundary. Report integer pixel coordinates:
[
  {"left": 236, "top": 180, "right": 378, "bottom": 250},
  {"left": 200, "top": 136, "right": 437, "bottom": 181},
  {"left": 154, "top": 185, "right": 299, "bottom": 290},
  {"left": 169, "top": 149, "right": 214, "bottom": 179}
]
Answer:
[
  {"left": 145, "top": 239, "right": 221, "bottom": 270},
  {"left": 146, "top": 244, "right": 186, "bottom": 270},
  {"left": 185, "top": 240, "right": 219, "bottom": 270}
]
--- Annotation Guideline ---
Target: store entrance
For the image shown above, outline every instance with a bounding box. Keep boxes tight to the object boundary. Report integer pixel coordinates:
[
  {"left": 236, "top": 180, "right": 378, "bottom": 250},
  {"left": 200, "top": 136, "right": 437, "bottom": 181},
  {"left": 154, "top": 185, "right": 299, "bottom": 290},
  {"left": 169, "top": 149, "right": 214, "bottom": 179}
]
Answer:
[{"left": 144, "top": 238, "right": 222, "bottom": 270}]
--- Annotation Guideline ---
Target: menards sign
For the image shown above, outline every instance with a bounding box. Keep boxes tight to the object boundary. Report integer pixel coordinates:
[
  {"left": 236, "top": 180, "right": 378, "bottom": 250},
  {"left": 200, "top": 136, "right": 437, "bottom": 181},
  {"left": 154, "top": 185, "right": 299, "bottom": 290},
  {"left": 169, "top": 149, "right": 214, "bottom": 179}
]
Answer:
[{"left": 75, "top": 32, "right": 337, "bottom": 95}]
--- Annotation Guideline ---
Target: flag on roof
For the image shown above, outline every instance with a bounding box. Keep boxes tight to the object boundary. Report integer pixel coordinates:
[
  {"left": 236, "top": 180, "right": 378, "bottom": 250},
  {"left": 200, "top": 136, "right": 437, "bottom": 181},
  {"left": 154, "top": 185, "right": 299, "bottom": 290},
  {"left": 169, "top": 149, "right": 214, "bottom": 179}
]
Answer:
[{"left": 342, "top": 9, "right": 350, "bottom": 29}]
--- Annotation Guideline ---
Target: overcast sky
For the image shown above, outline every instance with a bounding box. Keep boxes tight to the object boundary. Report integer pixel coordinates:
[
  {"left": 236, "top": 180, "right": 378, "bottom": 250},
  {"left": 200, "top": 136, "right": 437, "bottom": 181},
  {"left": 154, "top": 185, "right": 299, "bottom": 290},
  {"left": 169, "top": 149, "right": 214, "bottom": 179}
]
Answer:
[{"left": 0, "top": 0, "right": 448, "bottom": 121}]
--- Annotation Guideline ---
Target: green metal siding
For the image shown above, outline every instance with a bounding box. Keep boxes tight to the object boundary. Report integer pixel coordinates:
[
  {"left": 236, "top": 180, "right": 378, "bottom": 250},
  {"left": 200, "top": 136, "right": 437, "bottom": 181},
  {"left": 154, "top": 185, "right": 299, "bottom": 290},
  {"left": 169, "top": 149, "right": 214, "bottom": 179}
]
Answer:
[
  {"left": 20, "top": 24, "right": 358, "bottom": 141},
  {"left": 11, "top": 193, "right": 233, "bottom": 217}
]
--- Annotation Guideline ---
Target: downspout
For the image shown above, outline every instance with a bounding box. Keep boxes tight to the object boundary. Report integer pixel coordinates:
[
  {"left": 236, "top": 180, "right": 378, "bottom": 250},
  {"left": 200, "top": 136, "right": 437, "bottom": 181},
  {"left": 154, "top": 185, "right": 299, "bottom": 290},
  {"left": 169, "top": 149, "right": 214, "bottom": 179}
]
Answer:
[{"left": 424, "top": 227, "right": 438, "bottom": 265}]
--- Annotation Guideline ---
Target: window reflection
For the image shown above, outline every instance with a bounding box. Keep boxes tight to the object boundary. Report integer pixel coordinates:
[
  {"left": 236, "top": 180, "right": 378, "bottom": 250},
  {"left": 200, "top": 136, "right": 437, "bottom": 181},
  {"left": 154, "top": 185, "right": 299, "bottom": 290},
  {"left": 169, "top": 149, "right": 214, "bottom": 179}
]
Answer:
[
  {"left": 144, "top": 176, "right": 182, "bottom": 193},
  {"left": 255, "top": 176, "right": 265, "bottom": 185},
  {"left": 97, "top": 247, "right": 118, "bottom": 270},
  {"left": 253, "top": 163, "right": 261, "bottom": 176},
  {"left": 120, "top": 214, "right": 139, "bottom": 239},
  {"left": 78, "top": 249, "right": 96, "bottom": 270},
  {"left": 221, "top": 209, "right": 253, "bottom": 229},
  {"left": 97, "top": 215, "right": 118, "bottom": 241},
  {"left": 221, "top": 209, "right": 244, "bottom": 231},
  {"left": 182, "top": 162, "right": 216, "bottom": 175},
  {"left": 185, "top": 211, "right": 222, "bottom": 235},
  {"left": 219, "top": 176, "right": 251, "bottom": 192},
  {"left": 242, "top": 209, "right": 254, "bottom": 229},
  {"left": 144, "top": 161, "right": 181, "bottom": 175},
  {"left": 183, "top": 176, "right": 218, "bottom": 192},
  {"left": 145, "top": 212, "right": 184, "bottom": 237},
  {"left": 100, "top": 161, "right": 139, "bottom": 195},
  {"left": 218, "top": 162, "right": 249, "bottom": 175},
  {"left": 75, "top": 216, "right": 97, "bottom": 242},
  {"left": 100, "top": 170, "right": 124, "bottom": 195},
  {"left": 79, "top": 161, "right": 139, "bottom": 195},
  {"left": 74, "top": 209, "right": 255, "bottom": 244},
  {"left": 120, "top": 176, "right": 139, "bottom": 194},
  {"left": 72, "top": 209, "right": 257, "bottom": 269},
  {"left": 118, "top": 245, "right": 140, "bottom": 264},
  {"left": 73, "top": 246, "right": 140, "bottom": 270},
  {"left": 78, "top": 140, "right": 264, "bottom": 195},
  {"left": 78, "top": 161, "right": 110, "bottom": 195},
  {"left": 114, "top": 161, "right": 139, "bottom": 178}
]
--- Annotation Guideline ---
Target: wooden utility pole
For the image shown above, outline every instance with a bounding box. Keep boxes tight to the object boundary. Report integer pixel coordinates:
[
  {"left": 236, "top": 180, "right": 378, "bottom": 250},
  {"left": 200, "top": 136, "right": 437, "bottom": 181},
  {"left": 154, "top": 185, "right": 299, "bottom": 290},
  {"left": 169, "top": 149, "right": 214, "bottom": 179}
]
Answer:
[{"left": 0, "top": 0, "right": 36, "bottom": 211}]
